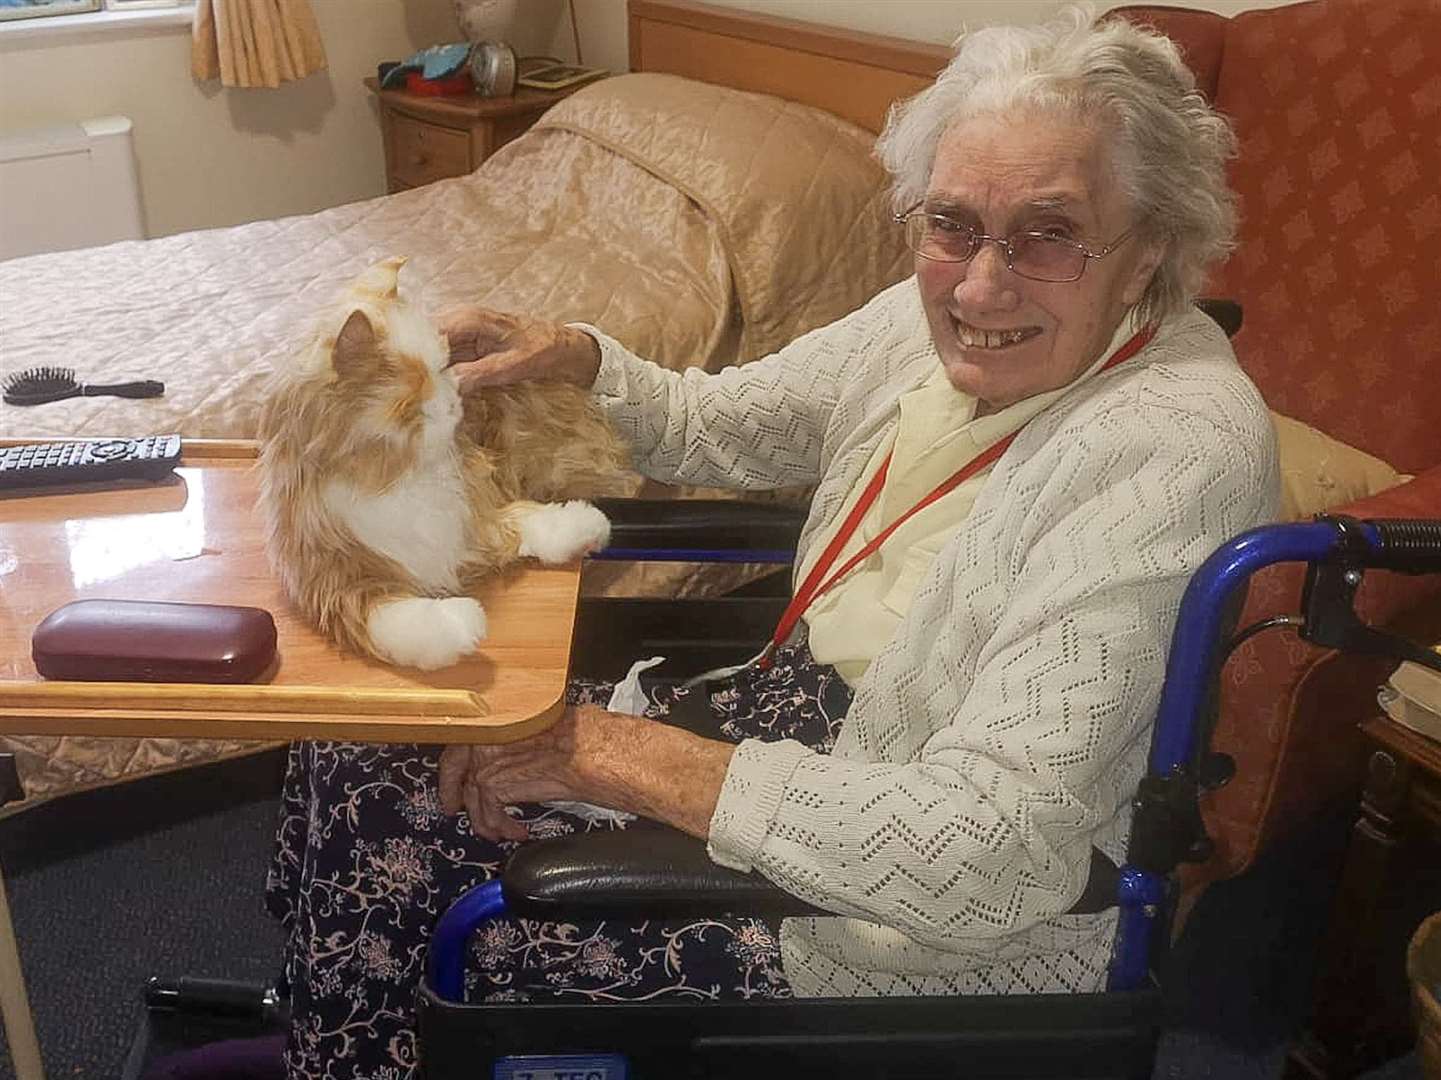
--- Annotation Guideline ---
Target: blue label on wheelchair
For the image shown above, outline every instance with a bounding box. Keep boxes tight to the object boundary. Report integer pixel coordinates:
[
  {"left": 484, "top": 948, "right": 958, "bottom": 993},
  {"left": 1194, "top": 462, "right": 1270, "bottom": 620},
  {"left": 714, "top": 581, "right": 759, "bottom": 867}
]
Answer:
[{"left": 493, "top": 1054, "right": 628, "bottom": 1080}]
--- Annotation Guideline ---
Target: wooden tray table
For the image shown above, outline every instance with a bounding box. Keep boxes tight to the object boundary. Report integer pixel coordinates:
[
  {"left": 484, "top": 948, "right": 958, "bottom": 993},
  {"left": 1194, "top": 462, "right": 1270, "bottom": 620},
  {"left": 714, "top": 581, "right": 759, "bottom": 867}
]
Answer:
[{"left": 0, "top": 440, "right": 580, "bottom": 744}]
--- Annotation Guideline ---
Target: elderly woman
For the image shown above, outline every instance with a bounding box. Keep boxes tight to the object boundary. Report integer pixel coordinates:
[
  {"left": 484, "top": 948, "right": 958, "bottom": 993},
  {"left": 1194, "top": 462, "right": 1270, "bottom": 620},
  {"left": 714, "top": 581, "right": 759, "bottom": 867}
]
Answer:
[{"left": 265, "top": 9, "right": 1276, "bottom": 1076}]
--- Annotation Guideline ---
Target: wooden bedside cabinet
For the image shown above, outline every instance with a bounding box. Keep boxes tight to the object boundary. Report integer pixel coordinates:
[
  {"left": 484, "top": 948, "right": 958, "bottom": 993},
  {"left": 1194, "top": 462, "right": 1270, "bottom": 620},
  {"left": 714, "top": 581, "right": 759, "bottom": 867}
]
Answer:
[
  {"left": 364, "top": 77, "right": 587, "bottom": 193},
  {"left": 1286, "top": 713, "right": 1441, "bottom": 1079}
]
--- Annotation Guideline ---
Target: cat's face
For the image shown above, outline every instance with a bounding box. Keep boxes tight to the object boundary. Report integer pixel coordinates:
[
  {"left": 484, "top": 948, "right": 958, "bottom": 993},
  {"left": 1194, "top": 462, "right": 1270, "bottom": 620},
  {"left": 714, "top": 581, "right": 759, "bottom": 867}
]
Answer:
[{"left": 327, "top": 257, "right": 462, "bottom": 460}]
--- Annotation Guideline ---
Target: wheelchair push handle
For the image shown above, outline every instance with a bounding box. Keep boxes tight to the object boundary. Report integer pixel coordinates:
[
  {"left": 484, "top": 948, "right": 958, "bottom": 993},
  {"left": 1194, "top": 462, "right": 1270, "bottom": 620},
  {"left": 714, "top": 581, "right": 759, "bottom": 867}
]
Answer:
[
  {"left": 1364, "top": 518, "right": 1441, "bottom": 573},
  {"left": 1150, "top": 515, "right": 1441, "bottom": 778},
  {"left": 1111, "top": 514, "right": 1441, "bottom": 991}
]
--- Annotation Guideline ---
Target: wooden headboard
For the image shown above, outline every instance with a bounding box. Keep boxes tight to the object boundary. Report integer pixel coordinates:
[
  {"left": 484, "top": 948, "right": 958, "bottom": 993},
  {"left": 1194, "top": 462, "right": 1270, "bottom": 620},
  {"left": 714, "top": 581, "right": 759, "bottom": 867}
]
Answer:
[{"left": 627, "top": 0, "right": 950, "bottom": 133}]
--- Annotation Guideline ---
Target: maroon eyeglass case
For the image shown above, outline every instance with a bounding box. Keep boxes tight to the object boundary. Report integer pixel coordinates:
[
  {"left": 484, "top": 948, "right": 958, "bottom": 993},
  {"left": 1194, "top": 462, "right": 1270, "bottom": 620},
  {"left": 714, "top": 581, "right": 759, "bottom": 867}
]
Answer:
[{"left": 32, "top": 599, "right": 278, "bottom": 683}]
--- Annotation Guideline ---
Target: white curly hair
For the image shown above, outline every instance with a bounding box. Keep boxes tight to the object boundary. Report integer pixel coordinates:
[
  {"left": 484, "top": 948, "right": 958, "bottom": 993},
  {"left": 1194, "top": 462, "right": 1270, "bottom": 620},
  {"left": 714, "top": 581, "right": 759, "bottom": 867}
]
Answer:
[{"left": 875, "top": 5, "right": 1237, "bottom": 325}]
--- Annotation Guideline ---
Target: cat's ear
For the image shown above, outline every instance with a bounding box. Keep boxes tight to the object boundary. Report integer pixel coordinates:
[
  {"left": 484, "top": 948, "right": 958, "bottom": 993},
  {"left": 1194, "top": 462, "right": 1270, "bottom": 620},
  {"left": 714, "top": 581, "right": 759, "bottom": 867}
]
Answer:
[
  {"left": 353, "top": 256, "right": 408, "bottom": 301},
  {"left": 332, "top": 309, "right": 378, "bottom": 378}
]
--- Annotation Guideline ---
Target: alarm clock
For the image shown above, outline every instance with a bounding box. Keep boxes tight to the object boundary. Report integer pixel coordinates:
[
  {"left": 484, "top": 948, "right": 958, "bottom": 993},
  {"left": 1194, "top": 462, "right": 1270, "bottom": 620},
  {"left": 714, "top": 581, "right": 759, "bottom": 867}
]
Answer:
[{"left": 468, "top": 41, "right": 517, "bottom": 97}]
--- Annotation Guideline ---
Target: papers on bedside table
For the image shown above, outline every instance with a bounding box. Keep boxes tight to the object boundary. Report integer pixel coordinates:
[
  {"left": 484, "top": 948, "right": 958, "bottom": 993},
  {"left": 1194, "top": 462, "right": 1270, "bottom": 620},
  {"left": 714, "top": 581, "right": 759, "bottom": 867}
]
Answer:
[{"left": 1381, "top": 650, "right": 1441, "bottom": 744}]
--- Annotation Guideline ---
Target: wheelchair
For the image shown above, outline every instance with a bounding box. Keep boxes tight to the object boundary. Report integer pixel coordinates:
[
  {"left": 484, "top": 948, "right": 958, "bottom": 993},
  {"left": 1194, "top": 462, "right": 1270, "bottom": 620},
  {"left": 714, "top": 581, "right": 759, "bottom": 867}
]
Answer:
[
  {"left": 397, "top": 508, "right": 1441, "bottom": 1080},
  {"left": 136, "top": 508, "right": 1441, "bottom": 1078}
]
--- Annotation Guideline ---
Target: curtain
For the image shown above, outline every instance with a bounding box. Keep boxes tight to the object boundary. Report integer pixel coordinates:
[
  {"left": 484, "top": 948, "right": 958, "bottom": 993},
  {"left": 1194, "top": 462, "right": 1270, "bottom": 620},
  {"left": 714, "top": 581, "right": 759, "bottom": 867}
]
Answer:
[{"left": 191, "top": 0, "right": 328, "bottom": 89}]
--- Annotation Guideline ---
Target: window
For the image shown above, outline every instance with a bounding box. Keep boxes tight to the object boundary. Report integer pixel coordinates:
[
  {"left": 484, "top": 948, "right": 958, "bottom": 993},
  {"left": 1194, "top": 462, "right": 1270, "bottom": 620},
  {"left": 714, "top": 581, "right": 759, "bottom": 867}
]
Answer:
[
  {"left": 0, "top": 0, "right": 101, "bottom": 20},
  {"left": 0, "top": 0, "right": 182, "bottom": 21}
]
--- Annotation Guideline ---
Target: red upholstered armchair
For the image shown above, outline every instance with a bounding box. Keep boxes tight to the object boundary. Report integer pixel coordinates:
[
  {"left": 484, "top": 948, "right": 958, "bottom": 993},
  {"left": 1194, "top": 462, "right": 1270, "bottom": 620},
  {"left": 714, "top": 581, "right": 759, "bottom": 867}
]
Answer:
[{"left": 1113, "top": 0, "right": 1441, "bottom": 892}]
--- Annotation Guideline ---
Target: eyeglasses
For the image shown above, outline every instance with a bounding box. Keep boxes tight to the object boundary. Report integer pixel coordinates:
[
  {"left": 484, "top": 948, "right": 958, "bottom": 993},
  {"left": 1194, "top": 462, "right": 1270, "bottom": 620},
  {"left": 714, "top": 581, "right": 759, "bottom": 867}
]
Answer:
[{"left": 895, "top": 204, "right": 1133, "bottom": 283}]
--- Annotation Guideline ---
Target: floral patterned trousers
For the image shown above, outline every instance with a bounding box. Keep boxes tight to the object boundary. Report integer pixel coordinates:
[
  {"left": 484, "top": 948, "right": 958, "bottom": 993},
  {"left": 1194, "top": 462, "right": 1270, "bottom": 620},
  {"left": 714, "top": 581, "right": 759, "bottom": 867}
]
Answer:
[{"left": 264, "top": 643, "right": 851, "bottom": 1079}]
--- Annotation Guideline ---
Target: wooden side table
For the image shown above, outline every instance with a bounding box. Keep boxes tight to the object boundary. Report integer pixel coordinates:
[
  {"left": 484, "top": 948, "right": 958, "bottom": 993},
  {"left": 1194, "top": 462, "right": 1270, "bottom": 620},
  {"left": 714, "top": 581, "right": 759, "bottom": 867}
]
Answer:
[
  {"left": 1285, "top": 714, "right": 1441, "bottom": 1078},
  {"left": 364, "top": 77, "right": 585, "bottom": 193}
]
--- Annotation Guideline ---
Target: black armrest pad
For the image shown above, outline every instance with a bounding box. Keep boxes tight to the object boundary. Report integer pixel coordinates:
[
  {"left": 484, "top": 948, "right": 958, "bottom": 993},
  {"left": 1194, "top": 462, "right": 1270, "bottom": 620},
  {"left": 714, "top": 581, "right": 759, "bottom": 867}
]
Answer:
[
  {"left": 502, "top": 827, "right": 1121, "bottom": 920},
  {"left": 595, "top": 498, "right": 806, "bottom": 552},
  {"left": 501, "top": 823, "right": 827, "bottom": 919},
  {"left": 569, "top": 595, "right": 786, "bottom": 681}
]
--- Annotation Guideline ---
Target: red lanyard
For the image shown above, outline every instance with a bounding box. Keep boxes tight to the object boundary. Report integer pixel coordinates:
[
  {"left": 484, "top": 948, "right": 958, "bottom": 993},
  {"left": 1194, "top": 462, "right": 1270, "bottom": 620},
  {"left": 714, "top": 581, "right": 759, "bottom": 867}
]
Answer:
[{"left": 757, "top": 324, "right": 1156, "bottom": 670}]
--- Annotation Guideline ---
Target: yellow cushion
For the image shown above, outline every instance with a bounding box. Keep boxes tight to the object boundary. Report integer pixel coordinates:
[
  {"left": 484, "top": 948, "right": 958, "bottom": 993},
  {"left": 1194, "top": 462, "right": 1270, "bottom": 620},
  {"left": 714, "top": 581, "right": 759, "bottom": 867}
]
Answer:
[{"left": 1272, "top": 411, "right": 1406, "bottom": 521}]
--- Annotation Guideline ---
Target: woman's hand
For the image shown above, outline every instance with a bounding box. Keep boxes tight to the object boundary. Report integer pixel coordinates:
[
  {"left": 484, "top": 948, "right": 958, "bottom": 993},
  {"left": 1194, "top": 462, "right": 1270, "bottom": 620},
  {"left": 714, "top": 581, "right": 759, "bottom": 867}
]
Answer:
[
  {"left": 436, "top": 710, "right": 583, "bottom": 842},
  {"left": 437, "top": 306, "right": 602, "bottom": 394},
  {"left": 437, "top": 704, "right": 737, "bottom": 843}
]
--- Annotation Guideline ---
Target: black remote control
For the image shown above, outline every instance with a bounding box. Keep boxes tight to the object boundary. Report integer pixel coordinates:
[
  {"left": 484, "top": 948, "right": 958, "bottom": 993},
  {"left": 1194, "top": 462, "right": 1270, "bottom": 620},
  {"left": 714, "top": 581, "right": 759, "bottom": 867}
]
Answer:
[{"left": 0, "top": 435, "right": 182, "bottom": 490}]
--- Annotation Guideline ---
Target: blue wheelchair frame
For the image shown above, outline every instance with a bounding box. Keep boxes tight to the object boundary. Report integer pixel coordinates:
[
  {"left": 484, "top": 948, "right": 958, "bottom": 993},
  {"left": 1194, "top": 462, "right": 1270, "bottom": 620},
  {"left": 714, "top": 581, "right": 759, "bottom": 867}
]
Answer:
[{"left": 420, "top": 515, "right": 1441, "bottom": 1077}]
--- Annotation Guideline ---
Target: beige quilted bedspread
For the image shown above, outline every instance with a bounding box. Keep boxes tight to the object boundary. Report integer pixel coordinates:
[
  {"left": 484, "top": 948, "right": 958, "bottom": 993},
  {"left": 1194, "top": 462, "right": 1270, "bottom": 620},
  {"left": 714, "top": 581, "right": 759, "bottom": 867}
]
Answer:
[{"left": 0, "top": 73, "right": 909, "bottom": 809}]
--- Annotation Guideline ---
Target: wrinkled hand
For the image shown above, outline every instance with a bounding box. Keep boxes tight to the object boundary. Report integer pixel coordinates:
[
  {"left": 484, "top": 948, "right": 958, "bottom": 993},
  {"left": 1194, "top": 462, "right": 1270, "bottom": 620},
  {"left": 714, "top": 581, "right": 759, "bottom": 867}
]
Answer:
[
  {"left": 438, "top": 707, "right": 588, "bottom": 842},
  {"left": 436, "top": 703, "right": 736, "bottom": 843},
  {"left": 437, "top": 306, "right": 601, "bottom": 394}
]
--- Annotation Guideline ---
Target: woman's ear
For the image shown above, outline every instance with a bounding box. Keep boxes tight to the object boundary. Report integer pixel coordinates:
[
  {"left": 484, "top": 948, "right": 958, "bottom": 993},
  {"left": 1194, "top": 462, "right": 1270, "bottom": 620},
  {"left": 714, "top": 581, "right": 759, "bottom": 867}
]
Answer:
[
  {"left": 1120, "top": 240, "right": 1166, "bottom": 308},
  {"left": 332, "top": 309, "right": 378, "bottom": 379}
]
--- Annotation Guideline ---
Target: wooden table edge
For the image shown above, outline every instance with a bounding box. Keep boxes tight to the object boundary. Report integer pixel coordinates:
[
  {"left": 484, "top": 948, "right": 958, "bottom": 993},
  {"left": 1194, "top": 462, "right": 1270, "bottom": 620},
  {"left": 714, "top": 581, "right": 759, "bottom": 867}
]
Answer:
[{"left": 0, "top": 692, "right": 566, "bottom": 745}]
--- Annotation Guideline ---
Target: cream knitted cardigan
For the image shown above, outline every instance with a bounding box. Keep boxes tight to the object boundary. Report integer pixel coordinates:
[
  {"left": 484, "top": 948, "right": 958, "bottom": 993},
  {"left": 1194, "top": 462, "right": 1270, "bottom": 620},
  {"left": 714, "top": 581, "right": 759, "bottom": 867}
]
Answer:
[{"left": 584, "top": 277, "right": 1279, "bottom": 997}]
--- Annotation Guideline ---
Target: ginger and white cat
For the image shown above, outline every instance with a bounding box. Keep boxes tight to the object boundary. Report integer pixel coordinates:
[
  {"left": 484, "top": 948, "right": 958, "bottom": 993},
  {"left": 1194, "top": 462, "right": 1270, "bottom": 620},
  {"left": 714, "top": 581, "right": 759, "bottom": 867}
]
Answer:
[{"left": 257, "top": 257, "right": 629, "bottom": 669}]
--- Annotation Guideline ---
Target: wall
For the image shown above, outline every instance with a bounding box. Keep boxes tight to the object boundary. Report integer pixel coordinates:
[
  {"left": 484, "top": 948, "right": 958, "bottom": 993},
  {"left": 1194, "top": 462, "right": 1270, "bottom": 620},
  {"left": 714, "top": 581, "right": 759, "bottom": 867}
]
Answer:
[
  {"left": 0, "top": 0, "right": 462, "bottom": 238},
  {"left": 553, "top": 0, "right": 1301, "bottom": 84},
  {"left": 0, "top": 0, "right": 1298, "bottom": 239}
]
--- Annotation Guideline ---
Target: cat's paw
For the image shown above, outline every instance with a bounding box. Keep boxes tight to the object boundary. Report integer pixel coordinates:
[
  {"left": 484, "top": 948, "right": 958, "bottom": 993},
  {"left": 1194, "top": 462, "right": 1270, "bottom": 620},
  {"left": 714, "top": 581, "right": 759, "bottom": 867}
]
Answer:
[
  {"left": 517, "top": 500, "right": 611, "bottom": 564},
  {"left": 366, "top": 596, "right": 488, "bottom": 670}
]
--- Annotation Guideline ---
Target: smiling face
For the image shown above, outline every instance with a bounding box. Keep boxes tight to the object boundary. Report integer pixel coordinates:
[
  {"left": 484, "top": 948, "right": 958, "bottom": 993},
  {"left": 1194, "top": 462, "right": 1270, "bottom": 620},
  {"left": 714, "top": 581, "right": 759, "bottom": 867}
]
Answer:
[{"left": 915, "top": 110, "right": 1163, "bottom": 412}]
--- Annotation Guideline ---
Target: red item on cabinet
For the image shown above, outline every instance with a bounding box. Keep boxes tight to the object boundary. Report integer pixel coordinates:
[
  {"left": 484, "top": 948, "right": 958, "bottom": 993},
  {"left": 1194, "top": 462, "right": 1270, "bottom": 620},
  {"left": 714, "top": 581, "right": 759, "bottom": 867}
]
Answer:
[{"left": 405, "top": 70, "right": 473, "bottom": 96}]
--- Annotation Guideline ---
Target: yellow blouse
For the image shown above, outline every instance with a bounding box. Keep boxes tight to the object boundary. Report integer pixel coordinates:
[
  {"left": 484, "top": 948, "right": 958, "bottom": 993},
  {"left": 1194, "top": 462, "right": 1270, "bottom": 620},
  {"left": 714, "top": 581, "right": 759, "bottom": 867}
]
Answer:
[{"left": 802, "top": 316, "right": 1138, "bottom": 685}]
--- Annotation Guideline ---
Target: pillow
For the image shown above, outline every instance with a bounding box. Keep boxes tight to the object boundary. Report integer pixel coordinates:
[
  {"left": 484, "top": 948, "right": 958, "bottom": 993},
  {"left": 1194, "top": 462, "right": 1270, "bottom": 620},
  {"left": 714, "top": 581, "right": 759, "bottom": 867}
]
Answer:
[
  {"left": 1272, "top": 411, "right": 1407, "bottom": 521},
  {"left": 535, "top": 73, "right": 911, "bottom": 362}
]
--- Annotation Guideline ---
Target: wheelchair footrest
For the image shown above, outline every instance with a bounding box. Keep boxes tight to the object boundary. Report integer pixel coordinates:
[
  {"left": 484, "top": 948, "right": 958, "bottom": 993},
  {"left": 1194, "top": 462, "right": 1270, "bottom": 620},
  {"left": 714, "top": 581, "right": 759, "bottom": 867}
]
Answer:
[
  {"left": 417, "top": 985, "right": 1162, "bottom": 1080},
  {"left": 144, "top": 977, "right": 286, "bottom": 1025}
]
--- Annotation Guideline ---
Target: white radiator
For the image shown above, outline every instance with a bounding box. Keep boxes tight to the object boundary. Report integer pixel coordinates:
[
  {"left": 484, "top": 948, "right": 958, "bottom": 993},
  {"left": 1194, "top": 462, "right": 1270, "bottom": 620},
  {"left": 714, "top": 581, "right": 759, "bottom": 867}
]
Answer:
[{"left": 0, "top": 115, "right": 145, "bottom": 262}]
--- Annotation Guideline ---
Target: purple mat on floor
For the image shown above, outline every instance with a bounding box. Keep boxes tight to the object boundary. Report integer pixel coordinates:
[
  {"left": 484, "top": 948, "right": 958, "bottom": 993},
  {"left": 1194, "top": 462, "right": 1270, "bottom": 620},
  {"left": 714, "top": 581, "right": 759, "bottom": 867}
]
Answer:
[{"left": 142, "top": 1033, "right": 285, "bottom": 1080}]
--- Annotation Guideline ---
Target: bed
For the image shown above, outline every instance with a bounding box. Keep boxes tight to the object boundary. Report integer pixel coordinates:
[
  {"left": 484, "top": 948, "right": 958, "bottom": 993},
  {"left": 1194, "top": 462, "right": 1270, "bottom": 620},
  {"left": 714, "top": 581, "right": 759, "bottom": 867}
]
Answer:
[{"left": 0, "top": 0, "right": 948, "bottom": 811}]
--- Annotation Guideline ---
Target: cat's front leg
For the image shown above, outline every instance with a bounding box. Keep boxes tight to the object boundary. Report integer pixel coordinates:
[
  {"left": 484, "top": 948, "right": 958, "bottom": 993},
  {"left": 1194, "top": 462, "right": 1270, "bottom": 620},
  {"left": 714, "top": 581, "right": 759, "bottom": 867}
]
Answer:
[
  {"left": 366, "top": 596, "right": 488, "bottom": 670},
  {"left": 513, "top": 500, "right": 612, "bottom": 564}
]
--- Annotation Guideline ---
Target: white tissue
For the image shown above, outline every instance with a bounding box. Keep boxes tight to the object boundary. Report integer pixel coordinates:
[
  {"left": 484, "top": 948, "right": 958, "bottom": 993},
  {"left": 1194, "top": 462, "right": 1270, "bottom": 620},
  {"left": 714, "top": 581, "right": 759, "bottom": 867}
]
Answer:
[
  {"left": 541, "top": 656, "right": 667, "bottom": 825},
  {"left": 606, "top": 655, "right": 667, "bottom": 714}
]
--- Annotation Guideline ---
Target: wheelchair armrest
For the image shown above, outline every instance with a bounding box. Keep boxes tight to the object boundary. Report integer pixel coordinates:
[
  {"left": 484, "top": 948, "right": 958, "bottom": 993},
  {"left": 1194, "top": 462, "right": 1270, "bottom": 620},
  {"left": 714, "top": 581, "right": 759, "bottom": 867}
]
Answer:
[
  {"left": 594, "top": 498, "right": 806, "bottom": 553},
  {"left": 502, "top": 824, "right": 1122, "bottom": 920},
  {"left": 501, "top": 822, "right": 827, "bottom": 919},
  {"left": 570, "top": 595, "right": 787, "bottom": 681}
]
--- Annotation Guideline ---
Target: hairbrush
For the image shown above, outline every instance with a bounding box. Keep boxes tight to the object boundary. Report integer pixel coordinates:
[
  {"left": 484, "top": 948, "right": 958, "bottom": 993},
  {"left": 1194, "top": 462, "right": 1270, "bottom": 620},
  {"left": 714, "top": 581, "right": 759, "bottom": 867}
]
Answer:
[{"left": 2, "top": 366, "right": 165, "bottom": 406}]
